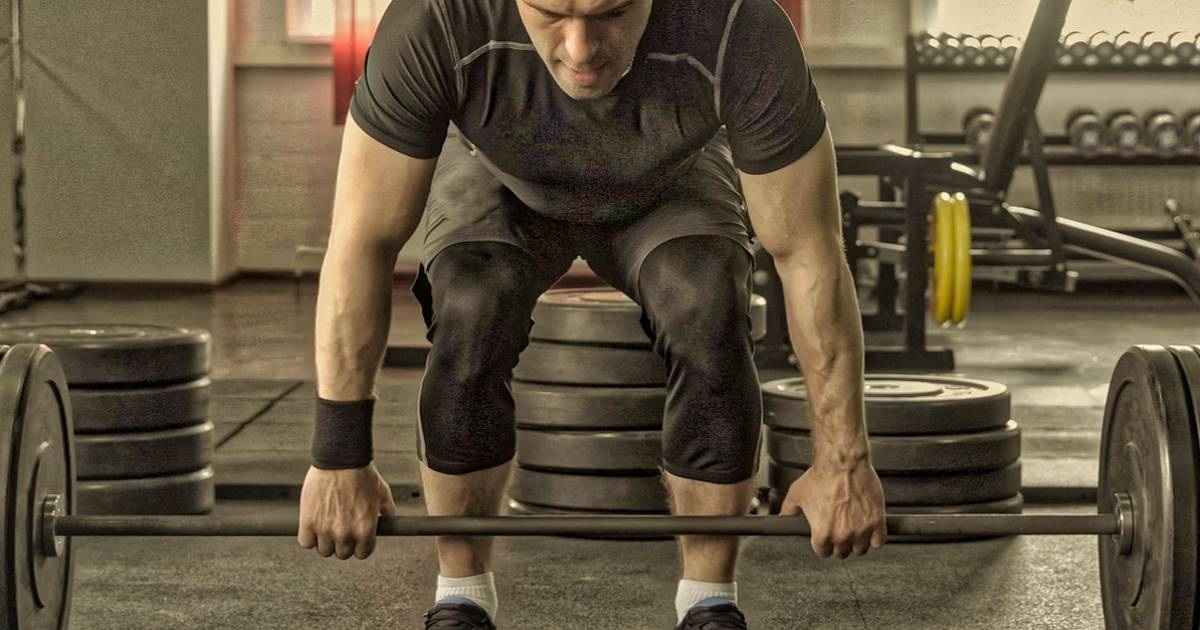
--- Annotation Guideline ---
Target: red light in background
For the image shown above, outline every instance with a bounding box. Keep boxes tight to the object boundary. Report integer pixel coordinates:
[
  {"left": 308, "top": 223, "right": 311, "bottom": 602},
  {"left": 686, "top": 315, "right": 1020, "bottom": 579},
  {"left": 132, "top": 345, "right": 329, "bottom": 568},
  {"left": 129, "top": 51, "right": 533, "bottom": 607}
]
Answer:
[
  {"left": 332, "top": 0, "right": 381, "bottom": 125},
  {"left": 777, "top": 0, "right": 805, "bottom": 41}
]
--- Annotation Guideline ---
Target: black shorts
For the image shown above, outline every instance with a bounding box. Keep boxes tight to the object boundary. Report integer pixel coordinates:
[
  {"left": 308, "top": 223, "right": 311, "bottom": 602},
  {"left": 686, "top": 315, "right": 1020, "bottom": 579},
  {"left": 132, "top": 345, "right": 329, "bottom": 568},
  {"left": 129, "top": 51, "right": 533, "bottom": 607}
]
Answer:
[
  {"left": 410, "top": 129, "right": 763, "bottom": 484},
  {"left": 417, "top": 126, "right": 754, "bottom": 295}
]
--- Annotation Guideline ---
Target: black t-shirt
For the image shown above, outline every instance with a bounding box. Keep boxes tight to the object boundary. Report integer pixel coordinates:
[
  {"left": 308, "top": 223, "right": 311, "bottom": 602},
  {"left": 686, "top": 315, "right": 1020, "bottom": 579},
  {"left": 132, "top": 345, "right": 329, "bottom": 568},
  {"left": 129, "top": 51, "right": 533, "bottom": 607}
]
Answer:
[{"left": 350, "top": 0, "right": 827, "bottom": 219}]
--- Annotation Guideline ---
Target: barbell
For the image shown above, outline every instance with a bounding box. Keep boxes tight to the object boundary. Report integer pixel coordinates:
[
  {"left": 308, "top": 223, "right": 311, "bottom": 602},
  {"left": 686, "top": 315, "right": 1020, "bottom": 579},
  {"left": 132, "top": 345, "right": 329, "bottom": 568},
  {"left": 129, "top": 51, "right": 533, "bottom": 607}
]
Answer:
[{"left": 3, "top": 341, "right": 1199, "bottom": 629}]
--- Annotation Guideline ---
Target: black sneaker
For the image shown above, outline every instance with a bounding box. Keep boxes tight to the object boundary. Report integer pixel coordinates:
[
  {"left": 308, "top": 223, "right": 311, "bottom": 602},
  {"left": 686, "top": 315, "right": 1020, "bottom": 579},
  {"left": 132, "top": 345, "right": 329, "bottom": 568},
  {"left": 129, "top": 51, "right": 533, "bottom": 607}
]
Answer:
[
  {"left": 676, "top": 599, "right": 748, "bottom": 630},
  {"left": 423, "top": 598, "right": 496, "bottom": 630}
]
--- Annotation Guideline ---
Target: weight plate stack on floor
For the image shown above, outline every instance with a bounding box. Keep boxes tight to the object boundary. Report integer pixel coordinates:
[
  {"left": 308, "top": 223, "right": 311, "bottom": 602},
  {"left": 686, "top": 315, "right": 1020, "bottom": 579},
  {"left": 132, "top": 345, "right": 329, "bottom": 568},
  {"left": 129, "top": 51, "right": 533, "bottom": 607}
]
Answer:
[
  {"left": 0, "top": 324, "right": 216, "bottom": 514},
  {"left": 510, "top": 289, "right": 766, "bottom": 527},
  {"left": 762, "top": 374, "right": 1022, "bottom": 542}
]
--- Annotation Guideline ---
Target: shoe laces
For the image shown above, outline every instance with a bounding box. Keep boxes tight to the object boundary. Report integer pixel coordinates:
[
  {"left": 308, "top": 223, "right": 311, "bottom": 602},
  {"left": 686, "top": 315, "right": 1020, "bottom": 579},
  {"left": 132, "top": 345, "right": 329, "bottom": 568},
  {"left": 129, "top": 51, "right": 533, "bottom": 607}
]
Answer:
[
  {"left": 683, "top": 604, "right": 748, "bottom": 630},
  {"left": 423, "top": 603, "right": 493, "bottom": 630}
]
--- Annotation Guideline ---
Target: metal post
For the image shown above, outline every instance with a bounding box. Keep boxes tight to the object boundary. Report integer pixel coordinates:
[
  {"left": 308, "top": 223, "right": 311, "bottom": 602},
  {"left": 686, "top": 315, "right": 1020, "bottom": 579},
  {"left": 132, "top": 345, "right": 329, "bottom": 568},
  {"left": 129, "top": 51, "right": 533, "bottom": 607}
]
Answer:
[
  {"left": 903, "top": 176, "right": 931, "bottom": 352},
  {"left": 10, "top": 0, "right": 26, "bottom": 283}
]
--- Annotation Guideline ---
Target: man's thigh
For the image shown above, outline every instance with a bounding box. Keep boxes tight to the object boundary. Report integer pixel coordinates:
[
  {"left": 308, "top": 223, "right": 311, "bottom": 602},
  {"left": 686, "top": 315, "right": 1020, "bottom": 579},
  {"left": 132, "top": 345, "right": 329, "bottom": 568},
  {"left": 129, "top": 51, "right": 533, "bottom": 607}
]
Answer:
[
  {"left": 584, "top": 133, "right": 754, "bottom": 301},
  {"left": 416, "top": 128, "right": 578, "bottom": 325},
  {"left": 423, "top": 127, "right": 575, "bottom": 274}
]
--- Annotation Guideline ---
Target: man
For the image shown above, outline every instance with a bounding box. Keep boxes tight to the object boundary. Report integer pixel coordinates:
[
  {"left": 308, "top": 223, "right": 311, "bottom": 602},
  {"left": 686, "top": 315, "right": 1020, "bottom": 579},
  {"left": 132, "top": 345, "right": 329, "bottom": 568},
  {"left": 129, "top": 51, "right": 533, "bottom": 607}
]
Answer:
[{"left": 297, "top": 0, "right": 887, "bottom": 628}]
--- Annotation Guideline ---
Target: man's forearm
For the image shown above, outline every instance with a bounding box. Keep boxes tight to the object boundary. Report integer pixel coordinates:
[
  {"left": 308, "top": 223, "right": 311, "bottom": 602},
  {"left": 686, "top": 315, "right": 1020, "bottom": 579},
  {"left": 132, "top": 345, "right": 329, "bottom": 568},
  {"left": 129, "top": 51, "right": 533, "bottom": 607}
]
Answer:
[
  {"left": 776, "top": 252, "right": 869, "bottom": 469},
  {"left": 314, "top": 244, "right": 398, "bottom": 401}
]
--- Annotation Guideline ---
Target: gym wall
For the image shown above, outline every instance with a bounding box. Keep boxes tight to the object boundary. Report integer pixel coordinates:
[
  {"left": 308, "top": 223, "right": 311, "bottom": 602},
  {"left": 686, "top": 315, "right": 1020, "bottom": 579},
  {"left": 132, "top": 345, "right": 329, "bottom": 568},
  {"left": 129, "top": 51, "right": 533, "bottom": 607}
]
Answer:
[
  {"left": 8, "top": 1, "right": 1193, "bottom": 281},
  {"left": 17, "top": 0, "right": 237, "bottom": 284}
]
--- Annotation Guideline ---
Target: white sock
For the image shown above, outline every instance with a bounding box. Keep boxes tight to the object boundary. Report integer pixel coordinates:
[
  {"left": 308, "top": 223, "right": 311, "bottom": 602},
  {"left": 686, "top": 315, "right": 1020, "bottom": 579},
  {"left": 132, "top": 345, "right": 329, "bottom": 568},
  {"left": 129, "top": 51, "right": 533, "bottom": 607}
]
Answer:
[
  {"left": 436, "top": 572, "right": 498, "bottom": 622},
  {"left": 675, "top": 579, "right": 738, "bottom": 622}
]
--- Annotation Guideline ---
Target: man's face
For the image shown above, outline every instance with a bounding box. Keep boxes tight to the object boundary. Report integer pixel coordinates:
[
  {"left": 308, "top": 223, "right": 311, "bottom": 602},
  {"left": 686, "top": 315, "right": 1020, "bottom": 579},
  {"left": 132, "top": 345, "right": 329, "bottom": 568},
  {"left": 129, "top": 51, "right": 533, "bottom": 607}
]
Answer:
[{"left": 516, "top": 0, "right": 652, "bottom": 100}]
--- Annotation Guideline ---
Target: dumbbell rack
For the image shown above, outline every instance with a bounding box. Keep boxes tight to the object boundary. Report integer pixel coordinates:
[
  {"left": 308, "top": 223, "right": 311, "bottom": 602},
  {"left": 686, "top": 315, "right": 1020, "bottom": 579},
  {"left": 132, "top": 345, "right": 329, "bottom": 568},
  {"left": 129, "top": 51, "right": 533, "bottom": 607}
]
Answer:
[
  {"left": 834, "top": 6, "right": 1200, "bottom": 373},
  {"left": 904, "top": 31, "right": 1200, "bottom": 247}
]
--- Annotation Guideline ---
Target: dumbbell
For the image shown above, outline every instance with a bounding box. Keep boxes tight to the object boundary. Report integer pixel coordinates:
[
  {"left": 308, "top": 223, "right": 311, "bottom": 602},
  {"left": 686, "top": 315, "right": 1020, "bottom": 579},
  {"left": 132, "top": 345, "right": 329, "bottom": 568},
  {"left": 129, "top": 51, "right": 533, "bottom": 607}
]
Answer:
[
  {"left": 1059, "top": 31, "right": 1090, "bottom": 66},
  {"left": 916, "top": 33, "right": 944, "bottom": 66},
  {"left": 1105, "top": 109, "right": 1143, "bottom": 156},
  {"left": 1170, "top": 32, "right": 1199, "bottom": 66},
  {"left": 1138, "top": 32, "right": 1175, "bottom": 66},
  {"left": 1089, "top": 31, "right": 1118, "bottom": 65},
  {"left": 942, "top": 34, "right": 968, "bottom": 67},
  {"left": 963, "top": 107, "right": 996, "bottom": 155},
  {"left": 959, "top": 35, "right": 985, "bottom": 67},
  {"left": 1144, "top": 109, "right": 1184, "bottom": 156},
  {"left": 1112, "top": 31, "right": 1141, "bottom": 65},
  {"left": 1065, "top": 108, "right": 1104, "bottom": 155},
  {"left": 1183, "top": 111, "right": 1200, "bottom": 154},
  {"left": 998, "top": 35, "right": 1022, "bottom": 64},
  {"left": 978, "top": 35, "right": 1005, "bottom": 66}
]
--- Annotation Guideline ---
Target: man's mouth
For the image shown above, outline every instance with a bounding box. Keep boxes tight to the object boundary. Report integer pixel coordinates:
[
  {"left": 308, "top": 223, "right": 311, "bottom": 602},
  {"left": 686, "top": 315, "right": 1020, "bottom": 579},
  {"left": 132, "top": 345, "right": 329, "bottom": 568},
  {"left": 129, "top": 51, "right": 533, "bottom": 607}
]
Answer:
[{"left": 562, "top": 61, "right": 608, "bottom": 87}]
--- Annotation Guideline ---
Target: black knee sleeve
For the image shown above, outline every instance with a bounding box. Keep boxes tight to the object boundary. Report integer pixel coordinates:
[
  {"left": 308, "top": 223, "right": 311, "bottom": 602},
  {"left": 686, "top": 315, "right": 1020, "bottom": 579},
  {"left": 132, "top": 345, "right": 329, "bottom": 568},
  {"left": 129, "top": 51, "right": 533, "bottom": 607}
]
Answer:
[
  {"left": 638, "top": 236, "right": 762, "bottom": 484},
  {"left": 415, "top": 241, "right": 541, "bottom": 474}
]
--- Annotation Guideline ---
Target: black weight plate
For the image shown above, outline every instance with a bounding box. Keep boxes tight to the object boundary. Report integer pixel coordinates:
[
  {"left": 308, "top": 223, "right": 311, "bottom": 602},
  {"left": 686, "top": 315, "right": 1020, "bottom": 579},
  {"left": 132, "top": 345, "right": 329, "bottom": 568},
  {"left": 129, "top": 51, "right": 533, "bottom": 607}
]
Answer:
[
  {"left": 1099, "top": 346, "right": 1198, "bottom": 630},
  {"left": 505, "top": 498, "right": 671, "bottom": 540},
  {"left": 766, "top": 421, "right": 1021, "bottom": 473},
  {"left": 530, "top": 289, "right": 768, "bottom": 346},
  {"left": 767, "top": 492, "right": 1025, "bottom": 543},
  {"left": 763, "top": 375, "right": 1010, "bottom": 435},
  {"left": 1188, "top": 346, "right": 1200, "bottom": 473},
  {"left": 76, "top": 467, "right": 215, "bottom": 515},
  {"left": 0, "top": 345, "right": 76, "bottom": 630},
  {"left": 75, "top": 421, "right": 214, "bottom": 479},
  {"left": 514, "top": 341, "right": 666, "bottom": 386},
  {"left": 0, "top": 324, "right": 210, "bottom": 386},
  {"left": 513, "top": 382, "right": 664, "bottom": 430},
  {"left": 70, "top": 377, "right": 211, "bottom": 432},
  {"left": 516, "top": 428, "right": 661, "bottom": 474},
  {"left": 509, "top": 467, "right": 668, "bottom": 512},
  {"left": 768, "top": 459, "right": 1021, "bottom": 506}
]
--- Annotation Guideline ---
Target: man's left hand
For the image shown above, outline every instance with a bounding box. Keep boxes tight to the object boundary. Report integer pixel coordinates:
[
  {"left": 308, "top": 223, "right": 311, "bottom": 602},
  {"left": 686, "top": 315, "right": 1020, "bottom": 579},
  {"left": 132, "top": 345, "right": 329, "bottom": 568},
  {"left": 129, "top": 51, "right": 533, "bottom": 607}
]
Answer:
[{"left": 779, "top": 460, "right": 888, "bottom": 558}]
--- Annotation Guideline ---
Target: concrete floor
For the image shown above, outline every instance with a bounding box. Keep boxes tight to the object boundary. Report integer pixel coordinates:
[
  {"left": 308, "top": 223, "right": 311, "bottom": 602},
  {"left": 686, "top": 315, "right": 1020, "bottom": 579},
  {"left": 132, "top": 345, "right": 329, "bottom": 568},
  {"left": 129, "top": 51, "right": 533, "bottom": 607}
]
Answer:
[{"left": 7, "top": 276, "right": 1197, "bottom": 629}]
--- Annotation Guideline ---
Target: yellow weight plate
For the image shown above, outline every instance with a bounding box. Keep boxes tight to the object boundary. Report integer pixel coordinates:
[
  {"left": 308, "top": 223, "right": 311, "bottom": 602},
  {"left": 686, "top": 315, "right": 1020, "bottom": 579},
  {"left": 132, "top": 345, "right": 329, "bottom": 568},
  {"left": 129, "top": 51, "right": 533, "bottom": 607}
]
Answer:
[
  {"left": 931, "top": 193, "right": 955, "bottom": 326},
  {"left": 951, "top": 193, "right": 972, "bottom": 325}
]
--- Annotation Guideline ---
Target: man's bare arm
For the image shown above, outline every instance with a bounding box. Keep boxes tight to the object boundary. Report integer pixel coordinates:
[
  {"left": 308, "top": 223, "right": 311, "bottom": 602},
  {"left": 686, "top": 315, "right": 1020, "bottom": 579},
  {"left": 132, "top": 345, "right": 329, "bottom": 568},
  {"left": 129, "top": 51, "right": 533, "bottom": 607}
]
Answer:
[
  {"left": 739, "top": 127, "right": 884, "bottom": 557},
  {"left": 315, "top": 116, "right": 439, "bottom": 401},
  {"left": 738, "top": 128, "right": 868, "bottom": 464}
]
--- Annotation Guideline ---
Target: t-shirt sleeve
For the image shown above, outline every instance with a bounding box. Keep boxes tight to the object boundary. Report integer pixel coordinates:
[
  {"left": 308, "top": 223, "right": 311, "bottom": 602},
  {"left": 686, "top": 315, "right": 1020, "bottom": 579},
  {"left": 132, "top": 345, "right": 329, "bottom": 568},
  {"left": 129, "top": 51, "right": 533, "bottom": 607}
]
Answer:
[
  {"left": 718, "top": 0, "right": 827, "bottom": 175},
  {"left": 348, "top": 0, "right": 458, "bottom": 159}
]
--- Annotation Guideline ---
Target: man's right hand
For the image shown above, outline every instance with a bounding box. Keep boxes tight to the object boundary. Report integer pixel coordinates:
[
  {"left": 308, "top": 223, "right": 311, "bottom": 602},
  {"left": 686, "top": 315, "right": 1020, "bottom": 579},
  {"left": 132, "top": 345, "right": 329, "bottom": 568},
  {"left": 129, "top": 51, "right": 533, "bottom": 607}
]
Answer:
[{"left": 298, "top": 464, "right": 398, "bottom": 560}]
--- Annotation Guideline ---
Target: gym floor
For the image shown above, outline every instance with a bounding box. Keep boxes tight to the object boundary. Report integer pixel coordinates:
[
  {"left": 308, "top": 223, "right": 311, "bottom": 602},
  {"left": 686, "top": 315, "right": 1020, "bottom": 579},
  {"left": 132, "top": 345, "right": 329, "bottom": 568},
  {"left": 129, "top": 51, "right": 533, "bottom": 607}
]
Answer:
[{"left": 11, "top": 276, "right": 1195, "bottom": 629}]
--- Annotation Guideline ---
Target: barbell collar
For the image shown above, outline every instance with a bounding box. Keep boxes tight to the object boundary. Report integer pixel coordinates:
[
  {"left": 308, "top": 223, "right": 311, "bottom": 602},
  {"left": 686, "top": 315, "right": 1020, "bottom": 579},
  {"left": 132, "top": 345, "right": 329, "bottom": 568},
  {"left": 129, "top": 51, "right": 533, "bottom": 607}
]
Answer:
[{"left": 50, "top": 511, "right": 1121, "bottom": 538}]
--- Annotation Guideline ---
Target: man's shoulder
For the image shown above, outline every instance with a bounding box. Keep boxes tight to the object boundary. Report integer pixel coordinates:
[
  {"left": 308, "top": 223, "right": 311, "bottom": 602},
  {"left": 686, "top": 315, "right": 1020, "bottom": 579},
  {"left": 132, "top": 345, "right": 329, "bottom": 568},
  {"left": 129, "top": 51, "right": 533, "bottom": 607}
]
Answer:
[
  {"left": 427, "top": 0, "right": 529, "bottom": 57},
  {"left": 648, "top": 0, "right": 786, "bottom": 59}
]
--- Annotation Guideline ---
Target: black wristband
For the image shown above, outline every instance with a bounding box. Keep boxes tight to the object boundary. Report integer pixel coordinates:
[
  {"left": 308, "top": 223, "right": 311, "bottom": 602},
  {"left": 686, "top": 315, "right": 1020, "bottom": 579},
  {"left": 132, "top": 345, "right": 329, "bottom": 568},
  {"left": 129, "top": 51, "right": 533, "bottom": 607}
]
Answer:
[{"left": 311, "top": 397, "right": 375, "bottom": 470}]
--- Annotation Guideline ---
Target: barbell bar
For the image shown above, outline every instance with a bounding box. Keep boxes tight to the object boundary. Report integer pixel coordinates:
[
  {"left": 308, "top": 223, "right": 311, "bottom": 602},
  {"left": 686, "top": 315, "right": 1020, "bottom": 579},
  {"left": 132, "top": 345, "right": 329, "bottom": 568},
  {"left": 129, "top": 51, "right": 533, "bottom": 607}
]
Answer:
[{"left": 41, "top": 496, "right": 1127, "bottom": 539}]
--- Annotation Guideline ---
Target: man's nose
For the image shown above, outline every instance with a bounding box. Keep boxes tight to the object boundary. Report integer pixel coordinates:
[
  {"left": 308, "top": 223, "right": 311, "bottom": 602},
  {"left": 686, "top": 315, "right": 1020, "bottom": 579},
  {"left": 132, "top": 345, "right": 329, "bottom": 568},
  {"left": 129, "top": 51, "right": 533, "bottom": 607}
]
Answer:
[{"left": 562, "top": 18, "right": 601, "bottom": 67}]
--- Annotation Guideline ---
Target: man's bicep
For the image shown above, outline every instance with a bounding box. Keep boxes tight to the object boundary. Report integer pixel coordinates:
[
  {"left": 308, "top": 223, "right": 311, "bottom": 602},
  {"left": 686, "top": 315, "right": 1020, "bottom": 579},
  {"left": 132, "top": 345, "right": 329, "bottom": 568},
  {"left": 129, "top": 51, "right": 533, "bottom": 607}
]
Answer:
[
  {"left": 330, "top": 115, "right": 440, "bottom": 255},
  {"left": 738, "top": 127, "right": 842, "bottom": 265}
]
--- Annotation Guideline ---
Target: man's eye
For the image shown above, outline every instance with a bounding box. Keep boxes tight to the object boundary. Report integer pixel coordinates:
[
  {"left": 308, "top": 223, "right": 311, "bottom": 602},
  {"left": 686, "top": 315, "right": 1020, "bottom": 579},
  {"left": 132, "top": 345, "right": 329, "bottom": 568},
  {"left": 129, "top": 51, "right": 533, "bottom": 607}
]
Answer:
[{"left": 605, "top": 9, "right": 628, "bottom": 18}]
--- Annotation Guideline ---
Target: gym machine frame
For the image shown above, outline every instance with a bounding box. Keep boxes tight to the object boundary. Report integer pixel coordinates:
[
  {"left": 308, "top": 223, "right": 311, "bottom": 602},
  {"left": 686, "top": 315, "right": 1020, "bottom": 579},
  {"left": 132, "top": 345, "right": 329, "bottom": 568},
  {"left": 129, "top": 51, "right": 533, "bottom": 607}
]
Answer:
[{"left": 795, "top": 0, "right": 1200, "bottom": 374}]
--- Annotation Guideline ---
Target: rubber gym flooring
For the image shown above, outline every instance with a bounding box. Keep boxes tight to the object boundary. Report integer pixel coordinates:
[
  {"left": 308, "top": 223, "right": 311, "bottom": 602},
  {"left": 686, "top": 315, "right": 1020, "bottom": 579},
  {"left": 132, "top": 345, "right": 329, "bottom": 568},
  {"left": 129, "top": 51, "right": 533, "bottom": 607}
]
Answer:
[{"left": 6, "top": 277, "right": 1194, "bottom": 629}]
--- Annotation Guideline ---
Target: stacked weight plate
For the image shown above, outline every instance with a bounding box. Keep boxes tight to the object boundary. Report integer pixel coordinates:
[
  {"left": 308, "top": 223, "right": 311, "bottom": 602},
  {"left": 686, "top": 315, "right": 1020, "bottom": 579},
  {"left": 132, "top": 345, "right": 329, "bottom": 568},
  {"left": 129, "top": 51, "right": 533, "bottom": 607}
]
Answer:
[
  {"left": 763, "top": 375, "right": 1022, "bottom": 542},
  {"left": 509, "top": 289, "right": 766, "bottom": 523},
  {"left": 0, "top": 325, "right": 215, "bottom": 515}
]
